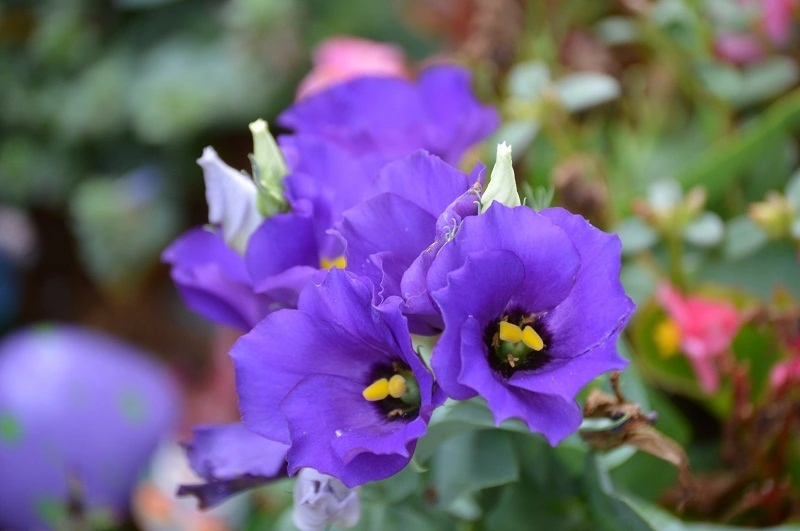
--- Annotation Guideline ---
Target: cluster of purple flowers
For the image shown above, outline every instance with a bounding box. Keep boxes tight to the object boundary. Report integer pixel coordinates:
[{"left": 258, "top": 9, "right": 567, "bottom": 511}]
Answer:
[{"left": 164, "top": 65, "right": 634, "bottom": 506}]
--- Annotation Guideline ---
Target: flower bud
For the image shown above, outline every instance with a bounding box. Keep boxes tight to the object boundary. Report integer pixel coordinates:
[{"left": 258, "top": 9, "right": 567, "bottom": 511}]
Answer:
[
  {"left": 293, "top": 468, "right": 360, "bottom": 531},
  {"left": 249, "top": 119, "right": 289, "bottom": 217},
  {"left": 199, "top": 147, "right": 263, "bottom": 254},
  {"left": 481, "top": 142, "right": 521, "bottom": 212},
  {"left": 749, "top": 192, "right": 794, "bottom": 239}
]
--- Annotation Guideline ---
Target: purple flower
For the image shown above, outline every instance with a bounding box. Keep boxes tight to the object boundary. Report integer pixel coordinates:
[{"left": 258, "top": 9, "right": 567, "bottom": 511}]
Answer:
[
  {"left": 334, "top": 150, "right": 483, "bottom": 332},
  {"left": 232, "top": 269, "right": 443, "bottom": 487},
  {"left": 428, "top": 204, "right": 634, "bottom": 444},
  {"left": 177, "top": 423, "right": 289, "bottom": 508},
  {"left": 0, "top": 325, "right": 178, "bottom": 529},
  {"left": 278, "top": 65, "right": 499, "bottom": 167},
  {"left": 163, "top": 213, "right": 320, "bottom": 331}
]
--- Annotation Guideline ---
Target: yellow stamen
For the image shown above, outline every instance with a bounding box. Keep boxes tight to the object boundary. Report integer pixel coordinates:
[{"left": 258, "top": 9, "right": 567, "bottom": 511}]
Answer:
[
  {"left": 388, "top": 374, "right": 406, "bottom": 398},
  {"left": 654, "top": 319, "right": 681, "bottom": 358},
  {"left": 320, "top": 256, "right": 347, "bottom": 270},
  {"left": 499, "top": 321, "right": 523, "bottom": 343},
  {"left": 362, "top": 378, "right": 389, "bottom": 401},
  {"left": 521, "top": 326, "right": 544, "bottom": 351}
]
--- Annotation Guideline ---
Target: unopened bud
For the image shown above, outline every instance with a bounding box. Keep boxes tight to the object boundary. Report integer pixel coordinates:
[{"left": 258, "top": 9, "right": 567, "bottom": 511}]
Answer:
[
  {"left": 199, "top": 147, "right": 263, "bottom": 254},
  {"left": 481, "top": 142, "right": 521, "bottom": 212},
  {"left": 249, "top": 119, "right": 288, "bottom": 217}
]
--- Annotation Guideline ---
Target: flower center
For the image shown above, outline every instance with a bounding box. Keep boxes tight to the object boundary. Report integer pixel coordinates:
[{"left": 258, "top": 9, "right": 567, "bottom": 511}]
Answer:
[
  {"left": 485, "top": 310, "right": 550, "bottom": 377},
  {"left": 361, "top": 362, "right": 420, "bottom": 420}
]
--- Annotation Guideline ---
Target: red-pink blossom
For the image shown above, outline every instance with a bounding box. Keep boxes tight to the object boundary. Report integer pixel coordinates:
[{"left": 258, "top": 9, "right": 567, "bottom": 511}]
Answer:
[
  {"left": 764, "top": 0, "right": 799, "bottom": 46},
  {"left": 770, "top": 335, "right": 800, "bottom": 393},
  {"left": 657, "top": 284, "right": 741, "bottom": 393},
  {"left": 296, "top": 36, "right": 408, "bottom": 100}
]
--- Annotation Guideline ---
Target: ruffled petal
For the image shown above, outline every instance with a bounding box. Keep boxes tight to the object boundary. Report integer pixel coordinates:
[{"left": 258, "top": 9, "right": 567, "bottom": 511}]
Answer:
[
  {"left": 338, "top": 194, "right": 437, "bottom": 300},
  {"left": 185, "top": 423, "right": 288, "bottom": 481},
  {"left": 430, "top": 249, "right": 526, "bottom": 399},
  {"left": 282, "top": 374, "right": 419, "bottom": 487},
  {"left": 509, "top": 332, "right": 629, "bottom": 401},
  {"left": 232, "top": 309, "right": 386, "bottom": 444},
  {"left": 369, "top": 151, "right": 471, "bottom": 216},
  {"left": 457, "top": 317, "right": 583, "bottom": 444},
  {"left": 163, "top": 228, "right": 265, "bottom": 330},
  {"left": 418, "top": 66, "right": 501, "bottom": 164},
  {"left": 537, "top": 208, "right": 635, "bottom": 359},
  {"left": 428, "top": 204, "right": 580, "bottom": 314}
]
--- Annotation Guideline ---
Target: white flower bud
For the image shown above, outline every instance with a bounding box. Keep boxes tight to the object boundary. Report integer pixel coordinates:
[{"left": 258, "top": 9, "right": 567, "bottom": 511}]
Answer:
[
  {"left": 480, "top": 142, "right": 521, "bottom": 212},
  {"left": 198, "top": 147, "right": 263, "bottom": 254},
  {"left": 292, "top": 468, "right": 360, "bottom": 531}
]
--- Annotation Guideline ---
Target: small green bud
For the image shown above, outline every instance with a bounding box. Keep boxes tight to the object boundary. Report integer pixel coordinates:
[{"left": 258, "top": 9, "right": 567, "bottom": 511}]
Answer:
[
  {"left": 481, "top": 142, "right": 521, "bottom": 212},
  {"left": 249, "top": 119, "right": 289, "bottom": 217}
]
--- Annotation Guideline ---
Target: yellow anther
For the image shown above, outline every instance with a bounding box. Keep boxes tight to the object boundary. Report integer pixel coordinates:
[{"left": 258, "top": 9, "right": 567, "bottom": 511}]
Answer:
[
  {"left": 388, "top": 374, "right": 406, "bottom": 398},
  {"left": 362, "top": 378, "right": 389, "bottom": 401},
  {"left": 521, "top": 326, "right": 544, "bottom": 351},
  {"left": 321, "top": 256, "right": 347, "bottom": 270},
  {"left": 498, "top": 321, "right": 523, "bottom": 343}
]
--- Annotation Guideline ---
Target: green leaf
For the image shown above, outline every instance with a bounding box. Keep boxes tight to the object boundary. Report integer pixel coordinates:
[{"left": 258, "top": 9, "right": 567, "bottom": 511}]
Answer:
[
  {"left": 683, "top": 212, "right": 724, "bottom": 248},
  {"left": 786, "top": 169, "right": 800, "bottom": 210},
  {"left": 699, "top": 241, "right": 800, "bottom": 299},
  {"left": 431, "top": 430, "right": 519, "bottom": 516},
  {"left": 620, "top": 262, "right": 658, "bottom": 307},
  {"left": 677, "top": 88, "right": 800, "bottom": 202},
  {"left": 617, "top": 494, "right": 800, "bottom": 530},
  {"left": 614, "top": 218, "right": 660, "bottom": 255},
  {"left": 555, "top": 72, "right": 621, "bottom": 112},
  {"left": 506, "top": 61, "right": 550, "bottom": 100},
  {"left": 700, "top": 58, "right": 799, "bottom": 108},
  {"left": 414, "top": 398, "right": 527, "bottom": 464},
  {"left": 492, "top": 121, "right": 540, "bottom": 155},
  {"left": 722, "top": 216, "right": 768, "bottom": 261},
  {"left": 583, "top": 454, "right": 655, "bottom": 531}
]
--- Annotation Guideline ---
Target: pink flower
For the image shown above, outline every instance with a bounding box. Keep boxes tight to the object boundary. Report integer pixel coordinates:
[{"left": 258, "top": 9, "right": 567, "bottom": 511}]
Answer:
[
  {"left": 770, "top": 336, "right": 800, "bottom": 393},
  {"left": 657, "top": 284, "right": 741, "bottom": 393},
  {"left": 764, "top": 0, "right": 798, "bottom": 46},
  {"left": 296, "top": 36, "right": 408, "bottom": 100}
]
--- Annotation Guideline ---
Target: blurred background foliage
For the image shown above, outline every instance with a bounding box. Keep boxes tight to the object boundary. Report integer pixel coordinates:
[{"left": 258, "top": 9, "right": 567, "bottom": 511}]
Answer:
[{"left": 2, "top": 0, "right": 800, "bottom": 528}]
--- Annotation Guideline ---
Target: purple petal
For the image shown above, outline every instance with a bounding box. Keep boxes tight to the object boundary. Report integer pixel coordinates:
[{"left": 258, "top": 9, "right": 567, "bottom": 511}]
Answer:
[
  {"left": 232, "top": 309, "right": 387, "bottom": 444},
  {"left": 510, "top": 331, "right": 628, "bottom": 401},
  {"left": 281, "top": 135, "right": 385, "bottom": 221},
  {"left": 246, "top": 211, "right": 320, "bottom": 282},
  {"left": 428, "top": 203, "right": 580, "bottom": 314},
  {"left": 163, "top": 228, "right": 266, "bottom": 330},
  {"left": 430, "top": 249, "right": 526, "bottom": 399},
  {"left": 338, "top": 194, "right": 437, "bottom": 299},
  {"left": 296, "top": 269, "right": 409, "bottom": 354},
  {"left": 369, "top": 151, "right": 471, "bottom": 216},
  {"left": 418, "top": 66, "right": 501, "bottom": 165},
  {"left": 278, "top": 78, "right": 424, "bottom": 159},
  {"left": 537, "top": 208, "right": 635, "bottom": 358},
  {"left": 185, "top": 423, "right": 288, "bottom": 481},
  {"left": 282, "top": 374, "right": 420, "bottom": 487},
  {"left": 457, "top": 317, "right": 583, "bottom": 444}
]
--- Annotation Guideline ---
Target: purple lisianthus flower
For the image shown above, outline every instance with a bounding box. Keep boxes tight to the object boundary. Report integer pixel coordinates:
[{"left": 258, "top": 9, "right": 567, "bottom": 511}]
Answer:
[
  {"left": 163, "top": 214, "right": 321, "bottom": 331},
  {"left": 163, "top": 147, "right": 323, "bottom": 331},
  {"left": 335, "top": 150, "right": 483, "bottom": 332},
  {"left": 232, "top": 268, "right": 443, "bottom": 487},
  {"left": 428, "top": 204, "right": 635, "bottom": 444},
  {"left": 278, "top": 64, "right": 499, "bottom": 167},
  {"left": 177, "top": 423, "right": 289, "bottom": 508}
]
